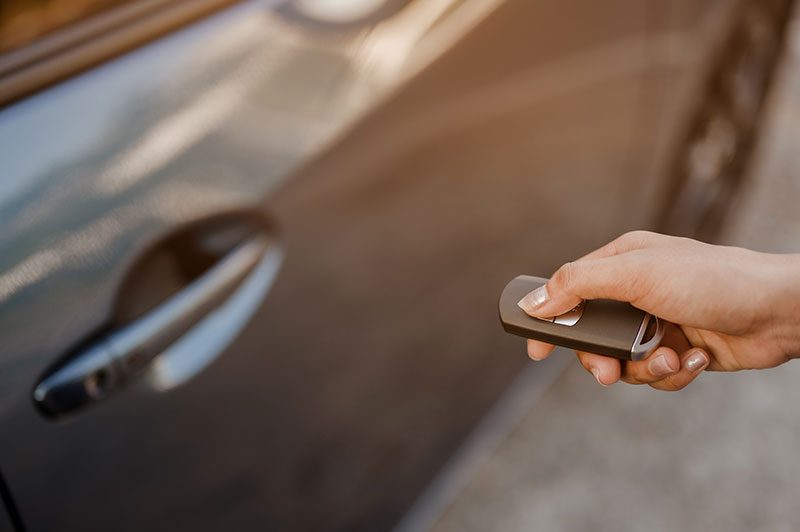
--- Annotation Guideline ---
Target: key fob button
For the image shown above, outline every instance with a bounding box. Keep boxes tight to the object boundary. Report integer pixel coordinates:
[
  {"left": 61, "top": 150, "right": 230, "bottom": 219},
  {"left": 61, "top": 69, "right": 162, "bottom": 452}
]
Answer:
[{"left": 553, "top": 301, "right": 585, "bottom": 326}]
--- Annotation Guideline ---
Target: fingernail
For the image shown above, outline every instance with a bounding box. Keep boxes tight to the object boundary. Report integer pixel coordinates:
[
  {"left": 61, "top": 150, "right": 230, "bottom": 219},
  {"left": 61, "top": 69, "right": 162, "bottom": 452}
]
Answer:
[
  {"left": 648, "top": 354, "right": 678, "bottom": 377},
  {"left": 684, "top": 349, "right": 709, "bottom": 373},
  {"left": 517, "top": 285, "right": 549, "bottom": 314},
  {"left": 591, "top": 367, "right": 608, "bottom": 387}
]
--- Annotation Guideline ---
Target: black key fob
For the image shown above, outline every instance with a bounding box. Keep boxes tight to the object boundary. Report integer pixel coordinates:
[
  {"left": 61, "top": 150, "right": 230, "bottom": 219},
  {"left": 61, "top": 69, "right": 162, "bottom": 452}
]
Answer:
[{"left": 499, "top": 275, "right": 664, "bottom": 361}]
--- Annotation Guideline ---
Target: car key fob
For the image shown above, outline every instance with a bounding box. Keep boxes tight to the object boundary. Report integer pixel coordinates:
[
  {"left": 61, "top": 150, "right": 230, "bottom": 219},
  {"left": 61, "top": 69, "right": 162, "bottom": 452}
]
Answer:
[{"left": 498, "top": 275, "right": 664, "bottom": 361}]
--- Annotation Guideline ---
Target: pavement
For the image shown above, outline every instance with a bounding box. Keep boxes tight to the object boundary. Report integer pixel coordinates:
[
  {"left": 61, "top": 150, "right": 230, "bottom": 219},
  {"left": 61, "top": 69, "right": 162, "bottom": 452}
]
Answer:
[{"left": 397, "top": 12, "right": 800, "bottom": 532}]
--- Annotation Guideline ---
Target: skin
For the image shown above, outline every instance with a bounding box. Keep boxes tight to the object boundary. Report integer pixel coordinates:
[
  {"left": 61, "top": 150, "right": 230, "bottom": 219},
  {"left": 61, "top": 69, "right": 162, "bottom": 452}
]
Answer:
[{"left": 517, "top": 231, "right": 800, "bottom": 391}]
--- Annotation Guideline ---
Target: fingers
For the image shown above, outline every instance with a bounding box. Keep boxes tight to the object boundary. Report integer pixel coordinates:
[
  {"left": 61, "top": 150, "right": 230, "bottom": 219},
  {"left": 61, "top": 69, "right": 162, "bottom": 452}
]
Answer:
[
  {"left": 517, "top": 231, "right": 661, "bottom": 319},
  {"left": 648, "top": 348, "right": 710, "bottom": 391},
  {"left": 576, "top": 347, "right": 711, "bottom": 391},
  {"left": 577, "top": 346, "right": 681, "bottom": 386},
  {"left": 526, "top": 339, "right": 556, "bottom": 361},
  {"left": 516, "top": 232, "right": 658, "bottom": 319},
  {"left": 576, "top": 351, "right": 621, "bottom": 386},
  {"left": 619, "top": 346, "right": 681, "bottom": 384},
  {"left": 517, "top": 254, "right": 651, "bottom": 319},
  {"left": 614, "top": 325, "right": 689, "bottom": 384}
]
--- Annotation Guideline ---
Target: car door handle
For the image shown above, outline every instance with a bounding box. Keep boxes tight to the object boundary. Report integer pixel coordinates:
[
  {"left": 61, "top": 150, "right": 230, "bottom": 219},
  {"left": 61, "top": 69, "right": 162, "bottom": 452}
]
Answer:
[{"left": 34, "top": 225, "right": 282, "bottom": 419}]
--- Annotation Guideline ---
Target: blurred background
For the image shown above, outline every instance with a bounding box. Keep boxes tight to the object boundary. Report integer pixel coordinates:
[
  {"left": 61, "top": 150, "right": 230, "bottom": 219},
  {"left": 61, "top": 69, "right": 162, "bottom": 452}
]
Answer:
[{"left": 0, "top": 0, "right": 797, "bottom": 531}]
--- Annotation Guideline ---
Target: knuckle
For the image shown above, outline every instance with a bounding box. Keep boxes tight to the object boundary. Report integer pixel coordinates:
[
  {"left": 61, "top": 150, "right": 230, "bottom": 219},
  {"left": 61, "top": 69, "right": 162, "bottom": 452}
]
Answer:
[
  {"left": 620, "top": 253, "right": 655, "bottom": 304},
  {"left": 630, "top": 367, "right": 655, "bottom": 384},
  {"left": 616, "top": 230, "right": 656, "bottom": 250},
  {"left": 661, "top": 374, "right": 688, "bottom": 391},
  {"left": 552, "top": 261, "right": 578, "bottom": 293},
  {"left": 620, "top": 375, "right": 644, "bottom": 385},
  {"left": 616, "top": 230, "right": 639, "bottom": 244},
  {"left": 576, "top": 352, "right": 592, "bottom": 370},
  {"left": 630, "top": 229, "right": 656, "bottom": 239}
]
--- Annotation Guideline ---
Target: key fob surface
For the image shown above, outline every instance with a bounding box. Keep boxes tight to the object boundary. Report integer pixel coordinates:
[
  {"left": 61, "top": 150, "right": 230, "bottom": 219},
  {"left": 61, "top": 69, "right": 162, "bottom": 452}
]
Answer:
[{"left": 499, "top": 275, "right": 664, "bottom": 361}]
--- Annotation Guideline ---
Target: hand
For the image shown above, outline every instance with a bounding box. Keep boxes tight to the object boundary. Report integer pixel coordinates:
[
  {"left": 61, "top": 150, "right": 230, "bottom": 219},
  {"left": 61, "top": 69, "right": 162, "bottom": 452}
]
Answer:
[{"left": 517, "top": 231, "right": 800, "bottom": 391}]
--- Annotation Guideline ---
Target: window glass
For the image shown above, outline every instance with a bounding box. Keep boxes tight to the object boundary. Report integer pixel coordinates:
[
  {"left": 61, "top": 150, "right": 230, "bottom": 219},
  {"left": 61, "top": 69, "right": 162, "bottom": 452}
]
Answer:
[{"left": 1, "top": 0, "right": 131, "bottom": 53}]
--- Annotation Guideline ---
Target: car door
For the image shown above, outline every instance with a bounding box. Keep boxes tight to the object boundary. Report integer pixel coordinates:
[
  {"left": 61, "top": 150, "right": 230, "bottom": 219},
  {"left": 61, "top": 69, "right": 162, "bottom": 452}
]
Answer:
[
  {"left": 0, "top": 496, "right": 16, "bottom": 532},
  {"left": 0, "top": 0, "right": 662, "bottom": 531}
]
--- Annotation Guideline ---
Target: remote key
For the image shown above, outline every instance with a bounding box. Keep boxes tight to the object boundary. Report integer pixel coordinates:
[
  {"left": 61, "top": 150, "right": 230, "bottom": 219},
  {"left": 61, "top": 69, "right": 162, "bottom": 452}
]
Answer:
[{"left": 499, "top": 275, "right": 663, "bottom": 361}]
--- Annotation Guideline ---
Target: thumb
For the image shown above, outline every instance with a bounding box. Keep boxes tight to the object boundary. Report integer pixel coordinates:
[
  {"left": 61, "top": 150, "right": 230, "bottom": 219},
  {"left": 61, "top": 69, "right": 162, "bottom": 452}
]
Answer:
[{"left": 517, "top": 256, "right": 648, "bottom": 318}]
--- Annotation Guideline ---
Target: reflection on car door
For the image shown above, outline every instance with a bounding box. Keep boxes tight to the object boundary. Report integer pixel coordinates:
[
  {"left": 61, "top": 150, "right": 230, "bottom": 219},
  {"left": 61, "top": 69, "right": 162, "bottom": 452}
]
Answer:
[{"left": 0, "top": 0, "right": 658, "bottom": 530}]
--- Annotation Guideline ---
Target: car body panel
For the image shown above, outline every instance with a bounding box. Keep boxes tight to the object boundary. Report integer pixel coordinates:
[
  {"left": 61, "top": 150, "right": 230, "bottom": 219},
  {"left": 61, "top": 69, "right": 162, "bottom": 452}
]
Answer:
[
  {"left": 625, "top": 0, "right": 739, "bottom": 230},
  {"left": 0, "top": 0, "right": 740, "bottom": 530},
  {"left": 0, "top": 497, "right": 14, "bottom": 532}
]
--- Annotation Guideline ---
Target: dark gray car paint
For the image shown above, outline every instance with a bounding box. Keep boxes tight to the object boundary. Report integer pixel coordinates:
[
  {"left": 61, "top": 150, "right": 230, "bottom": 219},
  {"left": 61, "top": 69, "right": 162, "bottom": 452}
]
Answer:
[
  {"left": 0, "top": 0, "right": 733, "bottom": 530},
  {"left": 0, "top": 483, "right": 15, "bottom": 532},
  {"left": 0, "top": 510, "right": 12, "bottom": 532}
]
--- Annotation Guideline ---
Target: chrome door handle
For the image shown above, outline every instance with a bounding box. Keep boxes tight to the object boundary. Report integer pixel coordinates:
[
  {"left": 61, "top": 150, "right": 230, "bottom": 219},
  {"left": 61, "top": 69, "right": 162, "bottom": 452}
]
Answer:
[{"left": 34, "top": 234, "right": 281, "bottom": 418}]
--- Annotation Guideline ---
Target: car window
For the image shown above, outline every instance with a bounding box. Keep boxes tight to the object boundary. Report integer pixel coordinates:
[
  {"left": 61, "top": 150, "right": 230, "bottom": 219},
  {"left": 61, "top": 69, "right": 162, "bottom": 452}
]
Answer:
[{"left": 1, "top": 0, "right": 132, "bottom": 54}]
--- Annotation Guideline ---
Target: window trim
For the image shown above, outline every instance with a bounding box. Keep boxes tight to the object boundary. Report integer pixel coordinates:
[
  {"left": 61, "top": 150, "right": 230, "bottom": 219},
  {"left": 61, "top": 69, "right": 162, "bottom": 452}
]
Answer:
[{"left": 0, "top": 0, "right": 240, "bottom": 107}]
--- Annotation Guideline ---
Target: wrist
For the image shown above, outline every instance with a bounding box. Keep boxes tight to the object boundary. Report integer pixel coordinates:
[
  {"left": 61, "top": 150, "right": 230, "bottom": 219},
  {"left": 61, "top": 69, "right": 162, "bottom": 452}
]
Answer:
[{"left": 769, "top": 253, "right": 800, "bottom": 359}]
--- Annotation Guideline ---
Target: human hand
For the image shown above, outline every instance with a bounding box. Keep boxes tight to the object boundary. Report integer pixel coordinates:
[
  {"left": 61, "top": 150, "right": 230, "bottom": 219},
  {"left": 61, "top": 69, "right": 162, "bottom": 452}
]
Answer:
[{"left": 517, "top": 231, "right": 800, "bottom": 391}]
